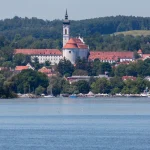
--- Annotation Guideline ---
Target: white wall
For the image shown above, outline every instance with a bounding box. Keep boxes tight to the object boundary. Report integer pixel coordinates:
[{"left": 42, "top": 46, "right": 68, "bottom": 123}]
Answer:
[
  {"left": 31, "top": 55, "right": 63, "bottom": 65},
  {"left": 63, "top": 25, "right": 70, "bottom": 47},
  {"left": 63, "top": 48, "right": 78, "bottom": 64}
]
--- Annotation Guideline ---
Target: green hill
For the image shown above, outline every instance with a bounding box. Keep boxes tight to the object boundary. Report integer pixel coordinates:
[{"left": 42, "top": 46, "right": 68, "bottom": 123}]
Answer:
[
  {"left": 113, "top": 30, "right": 150, "bottom": 36},
  {"left": 1, "top": 16, "right": 150, "bottom": 55}
]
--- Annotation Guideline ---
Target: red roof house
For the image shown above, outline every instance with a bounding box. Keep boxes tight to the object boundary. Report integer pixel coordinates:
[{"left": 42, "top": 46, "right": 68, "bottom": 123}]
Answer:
[
  {"left": 89, "top": 51, "right": 134, "bottom": 63},
  {"left": 122, "top": 76, "right": 137, "bottom": 81},
  {"left": 38, "top": 67, "right": 56, "bottom": 77},
  {"left": 15, "top": 66, "right": 28, "bottom": 71}
]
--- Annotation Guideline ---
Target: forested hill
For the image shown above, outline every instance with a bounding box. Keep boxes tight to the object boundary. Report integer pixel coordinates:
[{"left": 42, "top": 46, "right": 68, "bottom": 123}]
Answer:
[
  {"left": 1, "top": 16, "right": 150, "bottom": 39},
  {"left": 1, "top": 16, "right": 150, "bottom": 52}
]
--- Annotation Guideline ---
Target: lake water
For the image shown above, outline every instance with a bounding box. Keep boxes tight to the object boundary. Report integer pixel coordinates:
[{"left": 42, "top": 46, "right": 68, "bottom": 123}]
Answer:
[{"left": 0, "top": 97, "right": 150, "bottom": 150}]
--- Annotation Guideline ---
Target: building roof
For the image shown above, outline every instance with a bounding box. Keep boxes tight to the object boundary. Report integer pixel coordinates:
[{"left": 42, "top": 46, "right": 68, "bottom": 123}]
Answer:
[
  {"left": 15, "top": 66, "right": 28, "bottom": 71},
  {"left": 142, "top": 54, "right": 150, "bottom": 60},
  {"left": 14, "top": 49, "right": 62, "bottom": 55},
  {"left": 122, "top": 76, "right": 137, "bottom": 81},
  {"left": 137, "top": 49, "right": 143, "bottom": 54},
  {"left": 63, "top": 38, "right": 78, "bottom": 49},
  {"left": 89, "top": 51, "right": 134, "bottom": 61},
  {"left": 38, "top": 67, "right": 52, "bottom": 74},
  {"left": 63, "top": 38, "right": 88, "bottom": 49}
]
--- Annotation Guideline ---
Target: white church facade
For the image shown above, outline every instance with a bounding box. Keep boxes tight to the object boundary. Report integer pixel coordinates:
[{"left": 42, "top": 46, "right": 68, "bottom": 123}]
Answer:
[
  {"left": 14, "top": 11, "right": 89, "bottom": 65},
  {"left": 63, "top": 38, "right": 89, "bottom": 64},
  {"left": 62, "top": 10, "right": 89, "bottom": 64}
]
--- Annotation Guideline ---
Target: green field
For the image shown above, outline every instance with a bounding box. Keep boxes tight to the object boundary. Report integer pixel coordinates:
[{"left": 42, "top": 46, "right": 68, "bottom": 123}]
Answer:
[{"left": 113, "top": 30, "right": 150, "bottom": 36}]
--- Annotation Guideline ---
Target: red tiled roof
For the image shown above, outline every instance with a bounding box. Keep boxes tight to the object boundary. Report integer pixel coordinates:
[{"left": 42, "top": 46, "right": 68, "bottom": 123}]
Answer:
[
  {"left": 142, "top": 54, "right": 150, "bottom": 60},
  {"left": 38, "top": 67, "right": 52, "bottom": 74},
  {"left": 63, "top": 38, "right": 88, "bottom": 49},
  {"left": 122, "top": 76, "right": 136, "bottom": 81},
  {"left": 15, "top": 66, "right": 28, "bottom": 71},
  {"left": 14, "top": 49, "right": 62, "bottom": 55},
  {"left": 63, "top": 39, "right": 78, "bottom": 49},
  {"left": 89, "top": 51, "right": 134, "bottom": 61}
]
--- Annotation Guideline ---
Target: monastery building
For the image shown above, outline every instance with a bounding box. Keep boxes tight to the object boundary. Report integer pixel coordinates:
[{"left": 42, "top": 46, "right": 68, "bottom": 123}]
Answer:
[{"left": 14, "top": 11, "right": 135, "bottom": 65}]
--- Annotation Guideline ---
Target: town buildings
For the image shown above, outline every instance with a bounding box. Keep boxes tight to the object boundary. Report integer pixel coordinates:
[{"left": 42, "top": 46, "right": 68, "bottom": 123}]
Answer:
[
  {"left": 138, "top": 49, "right": 150, "bottom": 60},
  {"left": 89, "top": 51, "right": 134, "bottom": 63},
  {"left": 15, "top": 63, "right": 34, "bottom": 72},
  {"left": 38, "top": 67, "right": 56, "bottom": 77},
  {"left": 14, "top": 11, "right": 137, "bottom": 65},
  {"left": 14, "top": 49, "right": 62, "bottom": 65},
  {"left": 14, "top": 11, "right": 89, "bottom": 65}
]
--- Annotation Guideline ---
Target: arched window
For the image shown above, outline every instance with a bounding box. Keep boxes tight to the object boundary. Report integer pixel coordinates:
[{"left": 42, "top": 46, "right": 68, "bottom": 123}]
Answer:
[{"left": 65, "top": 29, "right": 67, "bottom": 35}]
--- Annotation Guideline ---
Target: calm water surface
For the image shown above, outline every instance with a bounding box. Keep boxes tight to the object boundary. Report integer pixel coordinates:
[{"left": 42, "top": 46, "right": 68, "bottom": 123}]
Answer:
[{"left": 0, "top": 97, "right": 150, "bottom": 150}]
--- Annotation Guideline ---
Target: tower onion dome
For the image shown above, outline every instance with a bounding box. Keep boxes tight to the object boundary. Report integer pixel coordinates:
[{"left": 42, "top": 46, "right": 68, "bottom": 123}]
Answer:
[
  {"left": 63, "top": 9, "right": 70, "bottom": 25},
  {"left": 63, "top": 38, "right": 78, "bottom": 49}
]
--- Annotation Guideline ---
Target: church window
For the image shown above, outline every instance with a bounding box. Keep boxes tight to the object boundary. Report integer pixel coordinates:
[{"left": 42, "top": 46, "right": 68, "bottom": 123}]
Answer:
[{"left": 65, "top": 29, "right": 67, "bottom": 35}]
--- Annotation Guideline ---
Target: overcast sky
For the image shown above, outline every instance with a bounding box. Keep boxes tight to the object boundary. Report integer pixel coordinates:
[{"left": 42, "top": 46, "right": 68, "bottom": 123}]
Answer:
[{"left": 0, "top": 0, "right": 149, "bottom": 20}]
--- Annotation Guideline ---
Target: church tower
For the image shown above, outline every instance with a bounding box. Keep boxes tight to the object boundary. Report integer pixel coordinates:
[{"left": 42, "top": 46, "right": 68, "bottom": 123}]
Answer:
[{"left": 63, "top": 10, "right": 70, "bottom": 47}]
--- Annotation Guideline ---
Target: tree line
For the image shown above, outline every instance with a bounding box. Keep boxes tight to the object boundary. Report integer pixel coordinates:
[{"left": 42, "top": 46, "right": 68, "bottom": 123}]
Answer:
[
  {"left": 1, "top": 57, "right": 150, "bottom": 98},
  {"left": 0, "top": 16, "right": 150, "bottom": 52}
]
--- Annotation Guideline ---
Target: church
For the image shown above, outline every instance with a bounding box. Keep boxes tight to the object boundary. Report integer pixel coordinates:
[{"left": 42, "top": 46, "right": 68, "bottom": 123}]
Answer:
[
  {"left": 14, "top": 11, "right": 135, "bottom": 65},
  {"left": 14, "top": 11, "right": 89, "bottom": 65}
]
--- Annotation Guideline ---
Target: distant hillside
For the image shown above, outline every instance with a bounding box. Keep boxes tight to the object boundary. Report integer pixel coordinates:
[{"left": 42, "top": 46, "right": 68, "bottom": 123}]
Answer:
[
  {"left": 1, "top": 16, "right": 150, "bottom": 53},
  {"left": 114, "top": 30, "right": 150, "bottom": 36},
  {"left": 0, "top": 16, "right": 150, "bottom": 40}
]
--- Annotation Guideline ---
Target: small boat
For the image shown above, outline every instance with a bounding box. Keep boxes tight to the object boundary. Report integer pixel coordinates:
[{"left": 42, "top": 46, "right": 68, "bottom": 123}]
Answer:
[
  {"left": 140, "top": 94, "right": 148, "bottom": 97},
  {"left": 44, "top": 95, "right": 55, "bottom": 98},
  {"left": 69, "top": 94, "right": 77, "bottom": 98}
]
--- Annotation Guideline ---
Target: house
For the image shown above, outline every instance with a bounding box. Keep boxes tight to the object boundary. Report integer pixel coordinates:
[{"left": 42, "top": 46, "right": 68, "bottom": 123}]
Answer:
[
  {"left": 122, "top": 76, "right": 137, "bottom": 81},
  {"left": 0, "top": 67, "right": 10, "bottom": 71},
  {"left": 15, "top": 66, "right": 29, "bottom": 72},
  {"left": 14, "top": 49, "right": 63, "bottom": 65},
  {"left": 137, "top": 49, "right": 150, "bottom": 60},
  {"left": 15, "top": 63, "right": 34, "bottom": 72},
  {"left": 38, "top": 67, "right": 56, "bottom": 77},
  {"left": 89, "top": 51, "right": 134, "bottom": 63},
  {"left": 26, "top": 63, "right": 35, "bottom": 70}
]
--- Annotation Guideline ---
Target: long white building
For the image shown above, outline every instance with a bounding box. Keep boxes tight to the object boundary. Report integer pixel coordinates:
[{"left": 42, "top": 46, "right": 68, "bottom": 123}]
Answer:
[{"left": 14, "top": 49, "right": 62, "bottom": 65}]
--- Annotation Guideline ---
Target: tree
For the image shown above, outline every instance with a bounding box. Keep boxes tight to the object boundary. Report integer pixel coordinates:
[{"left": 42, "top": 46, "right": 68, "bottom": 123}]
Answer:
[
  {"left": 10, "top": 69, "right": 49, "bottom": 94},
  {"left": 75, "top": 57, "right": 88, "bottom": 70},
  {"left": 35, "top": 86, "right": 45, "bottom": 95},
  {"left": 125, "top": 64, "right": 137, "bottom": 76},
  {"left": 49, "top": 76, "right": 63, "bottom": 96},
  {"left": 31, "top": 57, "right": 43, "bottom": 70},
  {"left": 91, "top": 78, "right": 111, "bottom": 94},
  {"left": 13, "top": 54, "right": 31, "bottom": 66},
  {"left": 101, "top": 62, "right": 112, "bottom": 74},
  {"left": 110, "top": 77, "right": 124, "bottom": 93},
  {"left": 57, "top": 58, "right": 74, "bottom": 76},
  {"left": 73, "top": 80, "right": 90, "bottom": 94},
  {"left": 72, "top": 69, "right": 88, "bottom": 76},
  {"left": 115, "top": 64, "right": 127, "bottom": 77}
]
